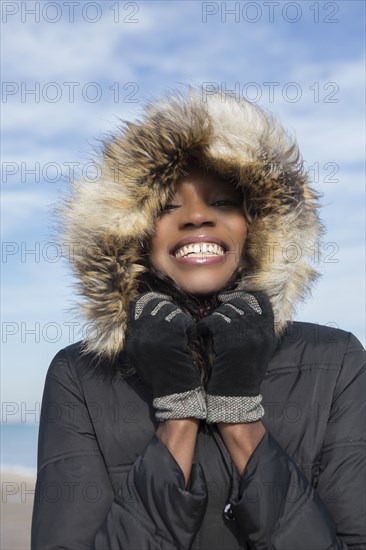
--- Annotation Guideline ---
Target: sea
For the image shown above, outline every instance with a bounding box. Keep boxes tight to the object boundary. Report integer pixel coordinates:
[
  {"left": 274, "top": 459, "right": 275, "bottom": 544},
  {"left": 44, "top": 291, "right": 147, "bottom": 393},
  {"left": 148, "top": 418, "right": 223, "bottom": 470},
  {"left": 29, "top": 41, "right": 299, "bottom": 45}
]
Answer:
[{"left": 1, "top": 423, "right": 39, "bottom": 476}]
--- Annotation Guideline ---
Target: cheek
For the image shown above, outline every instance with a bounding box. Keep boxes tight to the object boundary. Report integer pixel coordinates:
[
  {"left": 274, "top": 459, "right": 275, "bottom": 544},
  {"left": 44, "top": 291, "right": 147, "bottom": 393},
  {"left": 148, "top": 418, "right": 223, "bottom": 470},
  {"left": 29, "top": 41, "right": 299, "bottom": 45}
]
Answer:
[
  {"left": 147, "top": 219, "right": 167, "bottom": 261},
  {"left": 232, "top": 216, "right": 248, "bottom": 248}
]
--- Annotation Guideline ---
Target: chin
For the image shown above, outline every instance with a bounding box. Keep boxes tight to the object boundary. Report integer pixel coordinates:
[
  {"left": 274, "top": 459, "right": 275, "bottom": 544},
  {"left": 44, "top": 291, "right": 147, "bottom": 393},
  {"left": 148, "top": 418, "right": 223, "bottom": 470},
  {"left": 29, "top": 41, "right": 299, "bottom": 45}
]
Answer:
[{"left": 175, "top": 277, "right": 233, "bottom": 297}]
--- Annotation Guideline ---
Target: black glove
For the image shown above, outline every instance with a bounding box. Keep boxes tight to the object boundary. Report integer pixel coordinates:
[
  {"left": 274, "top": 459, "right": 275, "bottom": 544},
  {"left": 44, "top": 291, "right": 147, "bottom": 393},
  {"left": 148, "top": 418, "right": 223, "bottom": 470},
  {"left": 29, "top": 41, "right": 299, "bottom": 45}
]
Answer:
[
  {"left": 124, "top": 291, "right": 206, "bottom": 422},
  {"left": 197, "top": 290, "right": 276, "bottom": 423}
]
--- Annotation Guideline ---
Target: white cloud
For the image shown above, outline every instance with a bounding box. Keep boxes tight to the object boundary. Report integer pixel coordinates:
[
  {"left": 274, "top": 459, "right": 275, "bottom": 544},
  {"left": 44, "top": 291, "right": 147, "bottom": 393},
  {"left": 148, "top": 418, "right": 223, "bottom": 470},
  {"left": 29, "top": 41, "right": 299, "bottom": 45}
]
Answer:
[
  {"left": 295, "top": 242, "right": 365, "bottom": 343},
  {"left": 1, "top": 190, "right": 55, "bottom": 236},
  {"left": 2, "top": 6, "right": 150, "bottom": 81}
]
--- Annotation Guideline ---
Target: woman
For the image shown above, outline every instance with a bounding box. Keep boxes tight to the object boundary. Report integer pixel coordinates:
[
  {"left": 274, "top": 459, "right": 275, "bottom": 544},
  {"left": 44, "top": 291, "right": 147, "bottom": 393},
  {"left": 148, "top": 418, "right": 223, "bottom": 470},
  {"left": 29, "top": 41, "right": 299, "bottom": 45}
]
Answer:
[{"left": 31, "top": 88, "right": 365, "bottom": 549}]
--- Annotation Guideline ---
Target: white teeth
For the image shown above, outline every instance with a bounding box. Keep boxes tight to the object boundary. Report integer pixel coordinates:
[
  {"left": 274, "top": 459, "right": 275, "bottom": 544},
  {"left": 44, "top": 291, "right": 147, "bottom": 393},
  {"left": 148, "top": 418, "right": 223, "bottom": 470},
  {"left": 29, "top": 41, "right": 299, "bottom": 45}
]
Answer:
[{"left": 174, "top": 242, "right": 226, "bottom": 259}]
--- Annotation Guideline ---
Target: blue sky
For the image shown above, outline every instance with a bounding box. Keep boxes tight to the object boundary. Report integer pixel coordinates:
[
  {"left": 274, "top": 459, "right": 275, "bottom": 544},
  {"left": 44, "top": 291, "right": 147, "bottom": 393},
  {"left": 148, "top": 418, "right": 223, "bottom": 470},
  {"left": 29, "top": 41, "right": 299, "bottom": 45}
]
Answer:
[{"left": 1, "top": 0, "right": 365, "bottom": 419}]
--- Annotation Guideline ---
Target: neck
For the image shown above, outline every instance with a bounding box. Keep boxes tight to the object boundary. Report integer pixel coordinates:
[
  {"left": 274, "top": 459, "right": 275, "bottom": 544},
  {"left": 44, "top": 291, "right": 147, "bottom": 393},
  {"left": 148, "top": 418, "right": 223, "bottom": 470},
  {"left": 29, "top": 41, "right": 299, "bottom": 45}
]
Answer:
[{"left": 186, "top": 293, "right": 215, "bottom": 318}]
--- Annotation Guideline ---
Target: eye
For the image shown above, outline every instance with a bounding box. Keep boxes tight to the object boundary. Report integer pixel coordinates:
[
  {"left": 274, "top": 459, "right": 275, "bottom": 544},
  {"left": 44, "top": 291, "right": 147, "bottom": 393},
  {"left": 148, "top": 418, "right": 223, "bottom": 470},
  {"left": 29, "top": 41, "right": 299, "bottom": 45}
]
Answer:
[
  {"left": 160, "top": 200, "right": 241, "bottom": 213},
  {"left": 213, "top": 200, "right": 240, "bottom": 207},
  {"left": 161, "top": 204, "right": 179, "bottom": 212}
]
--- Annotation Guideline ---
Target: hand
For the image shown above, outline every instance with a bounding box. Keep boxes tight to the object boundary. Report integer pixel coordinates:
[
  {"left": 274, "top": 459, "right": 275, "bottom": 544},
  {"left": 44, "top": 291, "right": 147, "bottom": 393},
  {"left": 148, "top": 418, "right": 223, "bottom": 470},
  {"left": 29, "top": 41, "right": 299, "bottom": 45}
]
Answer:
[
  {"left": 124, "top": 291, "right": 207, "bottom": 422},
  {"left": 197, "top": 290, "right": 276, "bottom": 423}
]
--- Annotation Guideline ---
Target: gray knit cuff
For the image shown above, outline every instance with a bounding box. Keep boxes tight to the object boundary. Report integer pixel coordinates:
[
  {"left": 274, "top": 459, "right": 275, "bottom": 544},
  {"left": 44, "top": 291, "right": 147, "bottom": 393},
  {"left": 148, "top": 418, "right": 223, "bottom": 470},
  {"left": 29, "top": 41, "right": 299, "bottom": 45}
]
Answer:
[
  {"left": 206, "top": 394, "right": 264, "bottom": 424},
  {"left": 153, "top": 387, "right": 207, "bottom": 422}
]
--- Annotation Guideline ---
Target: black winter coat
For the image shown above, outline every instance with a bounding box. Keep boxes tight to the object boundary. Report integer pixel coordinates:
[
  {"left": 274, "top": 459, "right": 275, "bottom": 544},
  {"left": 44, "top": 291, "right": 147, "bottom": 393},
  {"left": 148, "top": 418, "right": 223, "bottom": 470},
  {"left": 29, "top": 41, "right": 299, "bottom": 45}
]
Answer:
[{"left": 31, "top": 321, "right": 366, "bottom": 550}]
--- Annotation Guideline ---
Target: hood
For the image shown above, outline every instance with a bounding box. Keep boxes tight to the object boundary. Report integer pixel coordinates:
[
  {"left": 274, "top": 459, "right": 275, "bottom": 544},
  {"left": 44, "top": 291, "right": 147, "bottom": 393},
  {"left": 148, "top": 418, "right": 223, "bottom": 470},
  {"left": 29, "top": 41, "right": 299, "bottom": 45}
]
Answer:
[{"left": 60, "top": 87, "right": 322, "bottom": 359}]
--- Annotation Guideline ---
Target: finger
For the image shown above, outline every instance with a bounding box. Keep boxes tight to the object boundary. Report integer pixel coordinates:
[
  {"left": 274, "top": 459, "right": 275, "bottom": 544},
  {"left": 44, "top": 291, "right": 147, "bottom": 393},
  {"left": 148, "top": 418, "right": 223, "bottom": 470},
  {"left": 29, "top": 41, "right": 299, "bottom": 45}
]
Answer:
[
  {"left": 185, "top": 318, "right": 199, "bottom": 340},
  {"left": 216, "top": 302, "right": 246, "bottom": 320},
  {"left": 132, "top": 291, "right": 172, "bottom": 320},
  {"left": 130, "top": 292, "right": 196, "bottom": 336},
  {"left": 197, "top": 316, "right": 217, "bottom": 337},
  {"left": 218, "top": 290, "right": 263, "bottom": 316},
  {"left": 248, "top": 292, "right": 274, "bottom": 320},
  {"left": 197, "top": 318, "right": 209, "bottom": 337},
  {"left": 165, "top": 307, "right": 195, "bottom": 333},
  {"left": 213, "top": 300, "right": 249, "bottom": 322}
]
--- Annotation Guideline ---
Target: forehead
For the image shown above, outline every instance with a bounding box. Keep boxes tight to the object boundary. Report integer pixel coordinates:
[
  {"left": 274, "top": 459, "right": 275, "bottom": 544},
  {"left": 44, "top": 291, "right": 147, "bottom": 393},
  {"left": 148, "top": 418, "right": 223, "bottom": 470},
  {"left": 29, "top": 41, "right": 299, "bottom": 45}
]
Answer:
[{"left": 174, "top": 168, "right": 240, "bottom": 195}]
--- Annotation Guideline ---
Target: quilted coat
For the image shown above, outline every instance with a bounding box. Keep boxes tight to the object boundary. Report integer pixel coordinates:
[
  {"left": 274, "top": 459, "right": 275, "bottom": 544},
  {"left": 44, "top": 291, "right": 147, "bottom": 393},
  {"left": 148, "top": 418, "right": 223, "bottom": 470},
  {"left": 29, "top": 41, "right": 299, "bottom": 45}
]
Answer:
[{"left": 31, "top": 88, "right": 366, "bottom": 549}]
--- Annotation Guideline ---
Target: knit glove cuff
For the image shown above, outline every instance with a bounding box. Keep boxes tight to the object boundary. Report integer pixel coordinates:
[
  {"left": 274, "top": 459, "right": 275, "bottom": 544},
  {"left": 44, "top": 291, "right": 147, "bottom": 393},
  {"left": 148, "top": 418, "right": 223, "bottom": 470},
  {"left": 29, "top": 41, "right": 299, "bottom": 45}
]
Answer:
[
  {"left": 153, "top": 387, "right": 207, "bottom": 422},
  {"left": 206, "top": 394, "right": 264, "bottom": 424}
]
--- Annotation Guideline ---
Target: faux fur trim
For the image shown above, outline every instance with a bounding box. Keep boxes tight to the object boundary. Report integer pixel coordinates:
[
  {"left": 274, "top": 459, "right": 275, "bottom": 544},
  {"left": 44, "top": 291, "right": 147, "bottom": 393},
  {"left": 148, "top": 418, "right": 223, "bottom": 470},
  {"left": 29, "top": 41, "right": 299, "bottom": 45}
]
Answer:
[{"left": 59, "top": 86, "right": 323, "bottom": 358}]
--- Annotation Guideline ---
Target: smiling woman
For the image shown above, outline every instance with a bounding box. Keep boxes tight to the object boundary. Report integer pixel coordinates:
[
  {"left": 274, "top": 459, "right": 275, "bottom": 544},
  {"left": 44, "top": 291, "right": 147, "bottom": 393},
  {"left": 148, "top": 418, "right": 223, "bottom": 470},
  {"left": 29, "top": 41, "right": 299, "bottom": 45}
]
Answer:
[
  {"left": 148, "top": 167, "right": 248, "bottom": 297},
  {"left": 31, "top": 87, "right": 366, "bottom": 550}
]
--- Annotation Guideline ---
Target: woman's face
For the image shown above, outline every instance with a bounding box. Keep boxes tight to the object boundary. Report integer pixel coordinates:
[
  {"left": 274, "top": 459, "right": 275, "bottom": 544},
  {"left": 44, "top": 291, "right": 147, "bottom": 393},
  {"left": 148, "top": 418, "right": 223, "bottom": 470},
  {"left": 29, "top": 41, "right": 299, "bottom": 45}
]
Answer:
[{"left": 148, "top": 169, "right": 248, "bottom": 296}]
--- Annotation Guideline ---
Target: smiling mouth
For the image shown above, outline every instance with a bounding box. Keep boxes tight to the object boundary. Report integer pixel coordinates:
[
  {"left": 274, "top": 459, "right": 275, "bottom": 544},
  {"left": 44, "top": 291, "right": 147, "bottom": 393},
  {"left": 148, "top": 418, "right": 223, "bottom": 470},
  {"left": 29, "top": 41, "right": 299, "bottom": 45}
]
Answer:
[{"left": 172, "top": 242, "right": 226, "bottom": 259}]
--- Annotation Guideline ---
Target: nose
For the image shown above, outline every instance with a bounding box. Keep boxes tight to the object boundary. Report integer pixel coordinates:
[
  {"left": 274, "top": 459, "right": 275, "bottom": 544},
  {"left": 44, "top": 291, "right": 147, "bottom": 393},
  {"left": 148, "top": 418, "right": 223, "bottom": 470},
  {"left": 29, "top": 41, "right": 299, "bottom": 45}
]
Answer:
[{"left": 177, "top": 197, "right": 216, "bottom": 229}]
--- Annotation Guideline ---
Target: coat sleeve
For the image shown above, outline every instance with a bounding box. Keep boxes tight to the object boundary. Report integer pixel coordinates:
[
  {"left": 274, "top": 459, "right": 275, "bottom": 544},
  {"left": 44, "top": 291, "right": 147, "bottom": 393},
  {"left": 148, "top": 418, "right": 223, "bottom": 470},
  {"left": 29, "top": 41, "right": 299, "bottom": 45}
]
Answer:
[
  {"left": 31, "top": 348, "right": 208, "bottom": 550},
  {"left": 93, "top": 435, "right": 207, "bottom": 550},
  {"left": 229, "top": 332, "right": 366, "bottom": 550}
]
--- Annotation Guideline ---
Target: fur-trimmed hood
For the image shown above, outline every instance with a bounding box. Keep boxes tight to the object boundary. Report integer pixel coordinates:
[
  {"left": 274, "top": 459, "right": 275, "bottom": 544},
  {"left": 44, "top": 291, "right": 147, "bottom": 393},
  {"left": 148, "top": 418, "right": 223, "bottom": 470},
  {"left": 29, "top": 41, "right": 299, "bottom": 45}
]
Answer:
[{"left": 60, "top": 87, "right": 322, "bottom": 359}]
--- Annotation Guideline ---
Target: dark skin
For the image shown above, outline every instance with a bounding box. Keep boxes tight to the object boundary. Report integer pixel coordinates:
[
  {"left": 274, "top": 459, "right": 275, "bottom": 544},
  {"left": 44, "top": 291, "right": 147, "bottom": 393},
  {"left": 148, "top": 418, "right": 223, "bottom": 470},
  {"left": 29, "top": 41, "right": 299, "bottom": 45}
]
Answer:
[{"left": 157, "top": 419, "right": 266, "bottom": 487}]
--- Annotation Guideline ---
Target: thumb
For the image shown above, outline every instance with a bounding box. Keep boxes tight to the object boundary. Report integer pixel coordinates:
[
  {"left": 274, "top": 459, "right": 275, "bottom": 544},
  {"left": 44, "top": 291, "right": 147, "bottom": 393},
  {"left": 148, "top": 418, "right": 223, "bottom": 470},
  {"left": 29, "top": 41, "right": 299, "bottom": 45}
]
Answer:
[{"left": 196, "top": 318, "right": 212, "bottom": 339}]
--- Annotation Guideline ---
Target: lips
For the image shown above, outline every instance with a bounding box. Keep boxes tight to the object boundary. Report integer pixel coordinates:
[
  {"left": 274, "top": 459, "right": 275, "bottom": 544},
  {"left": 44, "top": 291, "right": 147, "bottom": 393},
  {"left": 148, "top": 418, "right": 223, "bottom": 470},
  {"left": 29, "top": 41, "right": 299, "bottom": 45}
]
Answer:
[{"left": 170, "top": 235, "right": 228, "bottom": 256}]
